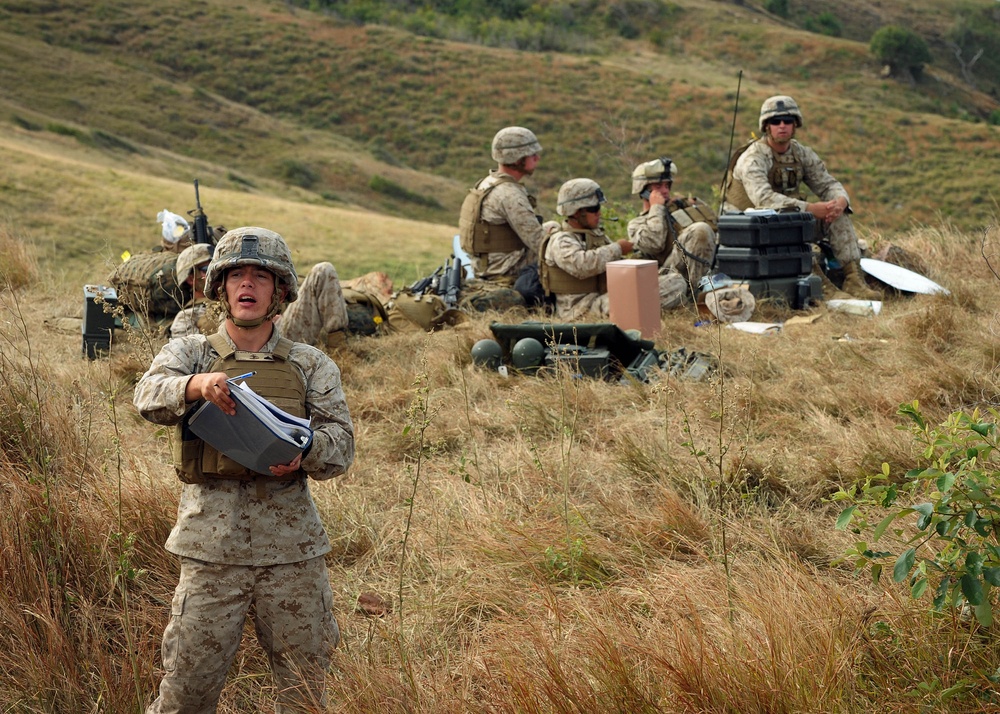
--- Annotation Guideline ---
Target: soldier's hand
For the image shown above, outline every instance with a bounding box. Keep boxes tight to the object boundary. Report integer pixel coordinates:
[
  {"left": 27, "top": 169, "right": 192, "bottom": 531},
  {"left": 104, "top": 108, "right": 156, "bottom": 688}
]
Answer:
[
  {"left": 270, "top": 453, "right": 303, "bottom": 477},
  {"left": 617, "top": 239, "right": 634, "bottom": 254},
  {"left": 649, "top": 190, "right": 667, "bottom": 207},
  {"left": 188, "top": 371, "right": 237, "bottom": 415}
]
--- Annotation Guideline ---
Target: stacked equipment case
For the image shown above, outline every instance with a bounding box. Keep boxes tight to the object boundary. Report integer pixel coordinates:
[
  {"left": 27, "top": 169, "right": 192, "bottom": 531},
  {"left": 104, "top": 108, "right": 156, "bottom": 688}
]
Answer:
[{"left": 715, "top": 212, "right": 821, "bottom": 309}]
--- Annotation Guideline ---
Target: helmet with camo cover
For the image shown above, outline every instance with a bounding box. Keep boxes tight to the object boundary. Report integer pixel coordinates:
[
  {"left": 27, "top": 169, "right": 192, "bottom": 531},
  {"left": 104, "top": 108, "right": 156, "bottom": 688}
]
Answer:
[
  {"left": 631, "top": 157, "right": 678, "bottom": 195},
  {"left": 205, "top": 228, "right": 299, "bottom": 330},
  {"left": 491, "top": 126, "right": 542, "bottom": 165},
  {"left": 175, "top": 243, "right": 213, "bottom": 285},
  {"left": 759, "top": 95, "right": 803, "bottom": 133},
  {"left": 556, "top": 178, "right": 606, "bottom": 217}
]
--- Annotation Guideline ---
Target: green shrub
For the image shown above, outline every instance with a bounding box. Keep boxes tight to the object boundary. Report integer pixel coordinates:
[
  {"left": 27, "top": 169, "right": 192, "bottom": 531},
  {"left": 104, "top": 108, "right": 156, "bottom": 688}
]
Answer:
[
  {"left": 834, "top": 401, "right": 1000, "bottom": 626},
  {"left": 12, "top": 115, "right": 41, "bottom": 131},
  {"left": 870, "top": 25, "right": 932, "bottom": 80},
  {"left": 368, "top": 175, "right": 442, "bottom": 208},
  {"left": 764, "top": 0, "right": 788, "bottom": 18},
  {"left": 803, "top": 11, "right": 841, "bottom": 37},
  {"left": 90, "top": 130, "right": 139, "bottom": 154},
  {"left": 278, "top": 158, "right": 319, "bottom": 189}
]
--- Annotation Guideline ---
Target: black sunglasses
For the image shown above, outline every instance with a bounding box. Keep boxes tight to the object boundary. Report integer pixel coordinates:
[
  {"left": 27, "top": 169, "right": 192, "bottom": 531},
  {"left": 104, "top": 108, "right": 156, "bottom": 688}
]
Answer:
[
  {"left": 197, "top": 265, "right": 209, "bottom": 273},
  {"left": 582, "top": 205, "right": 602, "bottom": 214},
  {"left": 769, "top": 116, "right": 796, "bottom": 126}
]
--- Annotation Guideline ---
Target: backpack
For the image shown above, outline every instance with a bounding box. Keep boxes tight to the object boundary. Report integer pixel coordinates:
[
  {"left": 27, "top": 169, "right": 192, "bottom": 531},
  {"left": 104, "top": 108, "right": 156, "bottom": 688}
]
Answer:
[
  {"left": 343, "top": 287, "right": 390, "bottom": 336},
  {"left": 108, "top": 250, "right": 186, "bottom": 319}
]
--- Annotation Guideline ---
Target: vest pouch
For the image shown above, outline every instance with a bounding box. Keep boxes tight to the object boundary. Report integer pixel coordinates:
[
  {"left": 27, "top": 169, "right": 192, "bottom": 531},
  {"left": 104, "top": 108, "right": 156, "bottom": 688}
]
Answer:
[
  {"left": 173, "top": 417, "right": 209, "bottom": 484},
  {"left": 200, "top": 443, "right": 255, "bottom": 478}
]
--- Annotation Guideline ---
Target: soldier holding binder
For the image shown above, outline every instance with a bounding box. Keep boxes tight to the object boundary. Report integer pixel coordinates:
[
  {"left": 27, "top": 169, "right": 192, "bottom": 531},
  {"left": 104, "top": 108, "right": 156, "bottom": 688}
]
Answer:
[{"left": 134, "top": 226, "right": 355, "bottom": 713}]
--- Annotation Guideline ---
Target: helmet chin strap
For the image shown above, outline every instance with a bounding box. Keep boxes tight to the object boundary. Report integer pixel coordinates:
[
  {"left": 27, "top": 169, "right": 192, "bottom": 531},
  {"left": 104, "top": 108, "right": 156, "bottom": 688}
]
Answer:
[{"left": 218, "top": 287, "right": 283, "bottom": 329}]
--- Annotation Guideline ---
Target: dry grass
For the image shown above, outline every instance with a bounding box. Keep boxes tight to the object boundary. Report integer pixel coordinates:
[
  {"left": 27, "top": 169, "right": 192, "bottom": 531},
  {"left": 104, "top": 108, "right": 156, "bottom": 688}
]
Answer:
[{"left": 3, "top": 217, "right": 1000, "bottom": 711}]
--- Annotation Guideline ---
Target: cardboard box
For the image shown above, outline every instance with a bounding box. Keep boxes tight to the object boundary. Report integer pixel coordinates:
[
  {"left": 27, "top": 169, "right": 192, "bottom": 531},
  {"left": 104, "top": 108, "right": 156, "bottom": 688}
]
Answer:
[{"left": 606, "top": 259, "right": 660, "bottom": 338}]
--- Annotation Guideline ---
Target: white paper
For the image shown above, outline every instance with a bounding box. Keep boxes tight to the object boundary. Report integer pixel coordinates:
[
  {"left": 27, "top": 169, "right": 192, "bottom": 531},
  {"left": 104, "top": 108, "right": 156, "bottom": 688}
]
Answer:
[{"left": 826, "top": 299, "right": 882, "bottom": 316}]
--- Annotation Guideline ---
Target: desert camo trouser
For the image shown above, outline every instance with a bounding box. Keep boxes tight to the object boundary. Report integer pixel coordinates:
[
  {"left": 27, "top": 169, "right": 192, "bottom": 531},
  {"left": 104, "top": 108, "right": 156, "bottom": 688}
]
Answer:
[
  {"left": 279, "top": 262, "right": 349, "bottom": 346},
  {"left": 146, "top": 555, "right": 338, "bottom": 714},
  {"left": 820, "top": 213, "right": 862, "bottom": 265},
  {"left": 658, "top": 222, "right": 717, "bottom": 310}
]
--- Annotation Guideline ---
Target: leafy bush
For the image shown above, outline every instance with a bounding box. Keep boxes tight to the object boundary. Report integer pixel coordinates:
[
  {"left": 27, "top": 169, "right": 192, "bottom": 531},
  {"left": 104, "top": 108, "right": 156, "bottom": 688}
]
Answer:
[
  {"left": 277, "top": 158, "right": 319, "bottom": 189},
  {"left": 764, "top": 0, "right": 788, "bottom": 18},
  {"left": 296, "top": 0, "right": 678, "bottom": 51},
  {"left": 12, "top": 115, "right": 41, "bottom": 131},
  {"left": 870, "top": 25, "right": 932, "bottom": 80},
  {"left": 369, "top": 175, "right": 443, "bottom": 208},
  {"left": 803, "top": 11, "right": 841, "bottom": 37},
  {"left": 90, "top": 129, "right": 139, "bottom": 154},
  {"left": 834, "top": 401, "right": 1000, "bottom": 626}
]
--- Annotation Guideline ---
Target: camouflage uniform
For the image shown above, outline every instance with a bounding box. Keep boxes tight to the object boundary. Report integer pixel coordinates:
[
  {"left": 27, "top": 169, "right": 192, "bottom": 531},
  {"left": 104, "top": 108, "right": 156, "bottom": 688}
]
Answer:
[
  {"left": 136, "top": 325, "right": 353, "bottom": 713},
  {"left": 169, "top": 298, "right": 210, "bottom": 340},
  {"left": 723, "top": 137, "right": 861, "bottom": 265},
  {"left": 543, "top": 223, "right": 623, "bottom": 321},
  {"left": 136, "top": 227, "right": 355, "bottom": 712},
  {"left": 474, "top": 170, "right": 546, "bottom": 281},
  {"left": 627, "top": 206, "right": 716, "bottom": 310},
  {"left": 169, "top": 262, "right": 348, "bottom": 345}
]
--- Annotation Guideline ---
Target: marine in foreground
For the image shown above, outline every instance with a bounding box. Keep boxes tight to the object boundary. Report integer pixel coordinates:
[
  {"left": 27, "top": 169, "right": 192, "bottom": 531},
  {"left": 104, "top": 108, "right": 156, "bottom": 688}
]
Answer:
[{"left": 134, "top": 226, "right": 355, "bottom": 713}]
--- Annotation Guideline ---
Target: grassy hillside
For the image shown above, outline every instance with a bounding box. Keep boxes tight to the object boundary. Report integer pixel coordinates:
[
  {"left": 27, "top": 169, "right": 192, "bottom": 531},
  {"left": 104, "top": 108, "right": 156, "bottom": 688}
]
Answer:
[
  {"left": 0, "top": 129, "right": 458, "bottom": 283},
  {"left": 4, "top": 1, "right": 1000, "bottom": 711},
  {"left": 1, "top": 0, "right": 999, "bottom": 286}
]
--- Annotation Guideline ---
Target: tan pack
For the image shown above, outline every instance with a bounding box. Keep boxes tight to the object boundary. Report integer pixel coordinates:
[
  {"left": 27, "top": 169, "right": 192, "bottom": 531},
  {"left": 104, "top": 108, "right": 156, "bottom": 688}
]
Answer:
[
  {"left": 108, "top": 250, "right": 185, "bottom": 318},
  {"left": 387, "top": 291, "right": 465, "bottom": 332}
]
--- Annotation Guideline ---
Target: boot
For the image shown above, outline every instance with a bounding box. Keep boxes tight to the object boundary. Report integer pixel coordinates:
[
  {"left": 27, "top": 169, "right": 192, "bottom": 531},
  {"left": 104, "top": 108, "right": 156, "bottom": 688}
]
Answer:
[
  {"left": 813, "top": 258, "right": 851, "bottom": 301},
  {"left": 840, "top": 260, "right": 880, "bottom": 300}
]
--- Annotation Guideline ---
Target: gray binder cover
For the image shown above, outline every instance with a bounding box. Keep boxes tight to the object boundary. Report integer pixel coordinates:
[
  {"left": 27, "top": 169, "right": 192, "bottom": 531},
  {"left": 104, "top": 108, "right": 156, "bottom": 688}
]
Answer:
[{"left": 187, "top": 380, "right": 313, "bottom": 475}]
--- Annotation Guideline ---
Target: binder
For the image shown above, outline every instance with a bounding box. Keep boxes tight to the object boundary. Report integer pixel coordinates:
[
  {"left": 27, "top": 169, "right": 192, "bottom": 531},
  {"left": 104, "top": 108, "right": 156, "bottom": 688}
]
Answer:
[{"left": 187, "top": 378, "right": 313, "bottom": 475}]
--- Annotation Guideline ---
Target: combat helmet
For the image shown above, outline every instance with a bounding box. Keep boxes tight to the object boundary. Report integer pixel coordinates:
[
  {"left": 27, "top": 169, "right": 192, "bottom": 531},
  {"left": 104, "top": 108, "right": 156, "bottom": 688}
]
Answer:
[
  {"left": 631, "top": 157, "right": 677, "bottom": 195},
  {"left": 759, "top": 95, "right": 803, "bottom": 132},
  {"left": 491, "top": 127, "right": 542, "bottom": 165},
  {"left": 511, "top": 337, "right": 545, "bottom": 372},
  {"left": 175, "top": 243, "right": 213, "bottom": 285},
  {"left": 557, "top": 178, "right": 606, "bottom": 217},
  {"left": 470, "top": 339, "right": 503, "bottom": 370},
  {"left": 204, "top": 227, "right": 299, "bottom": 328}
]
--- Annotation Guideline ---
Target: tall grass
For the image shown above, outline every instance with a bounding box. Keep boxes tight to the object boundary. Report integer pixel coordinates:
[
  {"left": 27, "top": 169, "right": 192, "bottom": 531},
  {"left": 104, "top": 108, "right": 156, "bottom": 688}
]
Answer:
[{"left": 3, "top": 219, "right": 1000, "bottom": 711}]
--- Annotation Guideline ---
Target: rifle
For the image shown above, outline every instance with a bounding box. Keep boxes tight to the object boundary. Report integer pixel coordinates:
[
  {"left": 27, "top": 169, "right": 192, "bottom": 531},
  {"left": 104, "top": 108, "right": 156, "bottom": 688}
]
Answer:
[
  {"left": 440, "top": 255, "right": 463, "bottom": 309},
  {"left": 189, "top": 179, "right": 212, "bottom": 246},
  {"left": 409, "top": 265, "right": 442, "bottom": 297}
]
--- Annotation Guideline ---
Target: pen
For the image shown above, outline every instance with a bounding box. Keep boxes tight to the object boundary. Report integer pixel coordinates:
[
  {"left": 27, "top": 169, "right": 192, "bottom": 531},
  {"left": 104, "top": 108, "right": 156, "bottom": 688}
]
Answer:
[{"left": 228, "top": 371, "right": 256, "bottom": 382}]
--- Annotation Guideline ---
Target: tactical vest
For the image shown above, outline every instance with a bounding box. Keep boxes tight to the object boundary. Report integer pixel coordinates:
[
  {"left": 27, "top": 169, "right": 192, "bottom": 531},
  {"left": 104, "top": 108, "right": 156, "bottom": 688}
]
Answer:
[
  {"left": 173, "top": 332, "right": 307, "bottom": 484},
  {"left": 459, "top": 174, "right": 529, "bottom": 259},
  {"left": 725, "top": 139, "right": 806, "bottom": 210},
  {"left": 539, "top": 228, "right": 610, "bottom": 296},
  {"left": 671, "top": 197, "right": 718, "bottom": 232}
]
